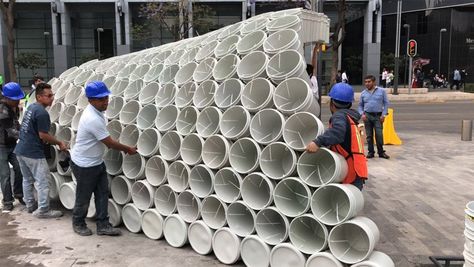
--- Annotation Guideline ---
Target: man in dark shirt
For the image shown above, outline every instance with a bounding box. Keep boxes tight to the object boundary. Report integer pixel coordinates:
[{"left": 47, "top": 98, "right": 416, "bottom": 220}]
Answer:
[{"left": 14, "top": 83, "right": 67, "bottom": 218}]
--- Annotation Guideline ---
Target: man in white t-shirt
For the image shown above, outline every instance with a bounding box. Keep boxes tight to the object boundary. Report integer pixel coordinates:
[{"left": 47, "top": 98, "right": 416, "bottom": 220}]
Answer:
[
  {"left": 381, "top": 68, "right": 388, "bottom": 87},
  {"left": 71, "top": 81, "right": 137, "bottom": 236}
]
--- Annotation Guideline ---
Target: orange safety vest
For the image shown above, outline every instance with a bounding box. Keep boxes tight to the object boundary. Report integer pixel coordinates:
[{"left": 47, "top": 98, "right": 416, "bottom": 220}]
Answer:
[{"left": 330, "top": 115, "right": 368, "bottom": 184}]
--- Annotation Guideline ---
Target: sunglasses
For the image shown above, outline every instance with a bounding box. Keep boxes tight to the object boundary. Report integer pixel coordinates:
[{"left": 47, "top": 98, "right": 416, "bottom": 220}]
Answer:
[{"left": 40, "top": 94, "right": 55, "bottom": 98}]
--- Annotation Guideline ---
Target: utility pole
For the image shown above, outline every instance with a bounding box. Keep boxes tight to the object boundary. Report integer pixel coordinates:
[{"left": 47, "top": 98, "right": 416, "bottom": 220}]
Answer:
[{"left": 393, "top": 0, "right": 402, "bottom": 95}]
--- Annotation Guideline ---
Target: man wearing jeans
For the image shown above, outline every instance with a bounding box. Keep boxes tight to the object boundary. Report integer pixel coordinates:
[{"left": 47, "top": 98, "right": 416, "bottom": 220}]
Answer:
[
  {"left": 15, "top": 83, "right": 67, "bottom": 218},
  {"left": 358, "top": 75, "right": 390, "bottom": 159},
  {"left": 0, "top": 82, "right": 24, "bottom": 212},
  {"left": 71, "top": 81, "right": 136, "bottom": 236}
]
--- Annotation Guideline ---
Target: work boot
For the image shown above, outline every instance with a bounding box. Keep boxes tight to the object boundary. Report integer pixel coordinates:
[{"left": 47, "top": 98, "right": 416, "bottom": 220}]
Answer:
[
  {"left": 27, "top": 202, "right": 38, "bottom": 213},
  {"left": 2, "top": 203, "right": 14, "bottom": 213},
  {"left": 379, "top": 152, "right": 390, "bottom": 159},
  {"left": 366, "top": 153, "right": 374, "bottom": 159},
  {"left": 33, "top": 209, "right": 63, "bottom": 219},
  {"left": 73, "top": 224, "right": 93, "bottom": 236},
  {"left": 97, "top": 223, "right": 121, "bottom": 236},
  {"left": 16, "top": 198, "right": 26, "bottom": 205}
]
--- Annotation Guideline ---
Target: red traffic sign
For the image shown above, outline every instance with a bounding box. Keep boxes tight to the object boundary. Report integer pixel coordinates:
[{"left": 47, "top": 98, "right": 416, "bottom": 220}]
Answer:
[{"left": 407, "top": 39, "right": 417, "bottom": 57}]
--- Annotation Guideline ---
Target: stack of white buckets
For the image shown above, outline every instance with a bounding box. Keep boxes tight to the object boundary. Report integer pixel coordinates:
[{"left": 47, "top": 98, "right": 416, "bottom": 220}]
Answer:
[
  {"left": 465, "top": 201, "right": 474, "bottom": 267},
  {"left": 37, "top": 8, "right": 396, "bottom": 267}
]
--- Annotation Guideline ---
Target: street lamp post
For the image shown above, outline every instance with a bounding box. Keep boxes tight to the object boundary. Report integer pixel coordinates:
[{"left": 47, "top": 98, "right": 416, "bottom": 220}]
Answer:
[
  {"left": 403, "top": 24, "right": 410, "bottom": 86},
  {"left": 393, "top": 0, "right": 402, "bottom": 95},
  {"left": 43, "top": 31, "right": 50, "bottom": 80},
  {"left": 97, "top": 27, "right": 104, "bottom": 59},
  {"left": 438, "top": 28, "right": 447, "bottom": 75}
]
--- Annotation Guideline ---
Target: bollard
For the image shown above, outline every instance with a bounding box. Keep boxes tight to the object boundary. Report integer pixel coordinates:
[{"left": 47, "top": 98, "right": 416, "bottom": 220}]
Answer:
[{"left": 461, "top": 120, "right": 473, "bottom": 141}]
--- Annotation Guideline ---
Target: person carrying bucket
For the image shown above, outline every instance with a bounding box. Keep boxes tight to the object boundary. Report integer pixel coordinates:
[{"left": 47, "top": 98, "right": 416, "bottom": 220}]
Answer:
[{"left": 305, "top": 83, "right": 368, "bottom": 190}]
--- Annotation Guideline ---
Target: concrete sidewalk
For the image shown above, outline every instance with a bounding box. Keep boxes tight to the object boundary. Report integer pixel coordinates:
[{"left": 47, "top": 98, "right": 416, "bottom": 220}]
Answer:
[{"left": 322, "top": 90, "right": 474, "bottom": 103}]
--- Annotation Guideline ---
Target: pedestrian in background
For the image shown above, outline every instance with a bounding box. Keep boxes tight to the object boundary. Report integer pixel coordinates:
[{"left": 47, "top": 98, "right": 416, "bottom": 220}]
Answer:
[
  {"left": 306, "top": 64, "right": 320, "bottom": 116},
  {"left": 341, "top": 70, "right": 349, "bottom": 83},
  {"left": 358, "top": 75, "right": 390, "bottom": 159},
  {"left": 15, "top": 82, "right": 66, "bottom": 218},
  {"left": 25, "top": 75, "right": 44, "bottom": 108},
  {"left": 336, "top": 70, "right": 343, "bottom": 83},
  {"left": 71, "top": 81, "right": 137, "bottom": 236},
  {"left": 0, "top": 82, "right": 24, "bottom": 212},
  {"left": 306, "top": 83, "right": 368, "bottom": 190},
  {"left": 451, "top": 69, "right": 461, "bottom": 90},
  {"left": 381, "top": 68, "right": 388, "bottom": 88}
]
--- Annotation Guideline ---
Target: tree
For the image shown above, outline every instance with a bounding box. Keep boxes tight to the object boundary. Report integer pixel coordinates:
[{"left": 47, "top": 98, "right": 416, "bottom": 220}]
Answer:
[
  {"left": 0, "top": 0, "right": 17, "bottom": 82},
  {"left": 15, "top": 52, "right": 46, "bottom": 75},
  {"left": 329, "top": 0, "right": 347, "bottom": 86}
]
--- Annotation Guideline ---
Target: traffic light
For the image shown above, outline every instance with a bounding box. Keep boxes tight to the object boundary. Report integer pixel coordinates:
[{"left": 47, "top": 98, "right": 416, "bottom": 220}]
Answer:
[{"left": 407, "top": 39, "right": 417, "bottom": 57}]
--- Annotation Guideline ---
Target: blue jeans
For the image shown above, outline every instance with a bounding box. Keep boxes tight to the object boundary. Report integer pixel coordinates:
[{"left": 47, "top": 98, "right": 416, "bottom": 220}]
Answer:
[
  {"left": 71, "top": 161, "right": 109, "bottom": 228},
  {"left": 17, "top": 155, "right": 50, "bottom": 211},
  {"left": 0, "top": 147, "right": 23, "bottom": 205},
  {"left": 364, "top": 113, "right": 385, "bottom": 155}
]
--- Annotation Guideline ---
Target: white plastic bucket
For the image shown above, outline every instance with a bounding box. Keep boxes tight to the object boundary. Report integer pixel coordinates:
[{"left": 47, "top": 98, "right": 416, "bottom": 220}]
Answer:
[
  {"left": 141, "top": 208, "right": 164, "bottom": 240},
  {"left": 195, "top": 40, "right": 219, "bottom": 62},
  {"left": 119, "top": 100, "right": 141, "bottom": 125},
  {"left": 108, "top": 199, "right": 122, "bottom": 227},
  {"left": 110, "top": 78, "right": 129, "bottom": 96},
  {"left": 56, "top": 127, "right": 75, "bottom": 147},
  {"left": 137, "top": 128, "right": 161, "bottom": 157},
  {"left": 175, "top": 81, "right": 197, "bottom": 108},
  {"left": 212, "top": 54, "right": 240, "bottom": 82},
  {"left": 241, "top": 78, "right": 274, "bottom": 113},
  {"left": 306, "top": 251, "right": 345, "bottom": 267},
  {"left": 241, "top": 18, "right": 269, "bottom": 35},
  {"left": 264, "top": 29, "right": 301, "bottom": 55},
  {"left": 214, "top": 35, "right": 240, "bottom": 58},
  {"left": 193, "top": 80, "right": 218, "bottom": 109},
  {"left": 250, "top": 109, "right": 285, "bottom": 145},
  {"left": 237, "top": 51, "right": 268, "bottom": 82},
  {"left": 64, "top": 85, "right": 82, "bottom": 106},
  {"left": 260, "top": 142, "right": 297, "bottom": 180},
  {"left": 202, "top": 135, "right": 231, "bottom": 169},
  {"left": 139, "top": 82, "right": 160, "bottom": 105},
  {"left": 168, "top": 160, "right": 191, "bottom": 193},
  {"left": 196, "top": 106, "right": 222, "bottom": 138},
  {"left": 117, "top": 63, "right": 137, "bottom": 79},
  {"left": 175, "top": 62, "right": 198, "bottom": 86},
  {"left": 229, "top": 138, "right": 261, "bottom": 174},
  {"left": 155, "top": 105, "right": 179, "bottom": 133},
  {"left": 163, "top": 214, "right": 189, "bottom": 248},
  {"left": 131, "top": 180, "right": 156, "bottom": 211},
  {"left": 49, "top": 173, "right": 71, "bottom": 200},
  {"left": 218, "top": 22, "right": 243, "bottom": 40},
  {"left": 122, "top": 153, "right": 146, "bottom": 180},
  {"left": 241, "top": 172, "right": 274, "bottom": 210},
  {"left": 104, "top": 149, "right": 123, "bottom": 175},
  {"left": 352, "top": 251, "right": 395, "bottom": 267},
  {"left": 297, "top": 149, "right": 349, "bottom": 187},
  {"left": 270, "top": 243, "right": 306, "bottom": 267},
  {"left": 145, "top": 155, "right": 168, "bottom": 186},
  {"left": 119, "top": 124, "right": 140, "bottom": 147},
  {"left": 328, "top": 216, "right": 380, "bottom": 264},
  {"left": 311, "top": 184, "right": 365, "bottom": 226},
  {"left": 214, "top": 167, "right": 242, "bottom": 204},
  {"left": 49, "top": 102, "right": 64, "bottom": 123},
  {"left": 212, "top": 227, "right": 241, "bottom": 265},
  {"left": 158, "top": 64, "right": 179, "bottom": 84},
  {"left": 241, "top": 235, "right": 271, "bottom": 267},
  {"left": 106, "top": 120, "right": 122, "bottom": 140},
  {"left": 111, "top": 175, "right": 132, "bottom": 205},
  {"left": 76, "top": 91, "right": 89, "bottom": 110},
  {"left": 273, "top": 178, "right": 311, "bottom": 217},
  {"left": 179, "top": 47, "right": 199, "bottom": 67},
  {"left": 266, "top": 15, "right": 302, "bottom": 33},
  {"left": 155, "top": 82, "right": 177, "bottom": 108},
  {"left": 266, "top": 50, "right": 309, "bottom": 85},
  {"left": 214, "top": 78, "right": 243, "bottom": 109},
  {"left": 159, "top": 131, "right": 183, "bottom": 161},
  {"left": 59, "top": 182, "right": 76, "bottom": 210},
  {"left": 283, "top": 112, "right": 324, "bottom": 151},
  {"left": 58, "top": 105, "right": 76, "bottom": 127},
  {"left": 130, "top": 64, "right": 151, "bottom": 81},
  {"left": 165, "top": 49, "right": 186, "bottom": 66},
  {"left": 124, "top": 79, "right": 144, "bottom": 101},
  {"left": 236, "top": 30, "right": 266, "bottom": 55},
  {"left": 105, "top": 97, "right": 124, "bottom": 120},
  {"left": 176, "top": 106, "right": 199, "bottom": 136},
  {"left": 289, "top": 214, "right": 328, "bottom": 254},
  {"left": 122, "top": 203, "right": 142, "bottom": 233},
  {"left": 102, "top": 76, "right": 116, "bottom": 89},
  {"left": 219, "top": 106, "right": 251, "bottom": 140},
  {"left": 177, "top": 190, "right": 202, "bottom": 223},
  {"left": 74, "top": 70, "right": 93, "bottom": 86},
  {"left": 274, "top": 77, "right": 320, "bottom": 115},
  {"left": 227, "top": 201, "right": 256, "bottom": 237},
  {"left": 188, "top": 220, "right": 215, "bottom": 255},
  {"left": 255, "top": 207, "right": 289, "bottom": 245},
  {"left": 136, "top": 104, "right": 158, "bottom": 130},
  {"left": 71, "top": 109, "right": 83, "bottom": 132},
  {"left": 201, "top": 195, "right": 227, "bottom": 230},
  {"left": 189, "top": 164, "right": 215, "bottom": 198},
  {"left": 143, "top": 64, "right": 164, "bottom": 83},
  {"left": 193, "top": 57, "right": 217, "bottom": 83},
  {"left": 154, "top": 184, "right": 177, "bottom": 216}
]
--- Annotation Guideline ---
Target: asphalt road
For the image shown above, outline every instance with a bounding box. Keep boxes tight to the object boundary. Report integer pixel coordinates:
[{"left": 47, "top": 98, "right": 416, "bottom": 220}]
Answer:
[{"left": 321, "top": 100, "right": 474, "bottom": 135}]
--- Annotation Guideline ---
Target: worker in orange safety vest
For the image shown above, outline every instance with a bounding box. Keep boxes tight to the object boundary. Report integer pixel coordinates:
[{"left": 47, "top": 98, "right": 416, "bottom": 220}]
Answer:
[{"left": 306, "top": 83, "right": 368, "bottom": 190}]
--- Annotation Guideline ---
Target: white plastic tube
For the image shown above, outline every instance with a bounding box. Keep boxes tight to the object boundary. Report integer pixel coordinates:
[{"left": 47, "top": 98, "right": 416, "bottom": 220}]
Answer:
[
  {"left": 264, "top": 29, "right": 301, "bottom": 55},
  {"left": 297, "top": 149, "right": 348, "bottom": 187},
  {"left": 214, "top": 167, "right": 242, "bottom": 204},
  {"left": 137, "top": 128, "right": 161, "bottom": 157},
  {"left": 195, "top": 40, "right": 219, "bottom": 62},
  {"left": 273, "top": 178, "right": 311, "bottom": 217},
  {"left": 102, "top": 76, "right": 116, "bottom": 89},
  {"left": 139, "top": 82, "right": 160, "bottom": 105},
  {"left": 122, "top": 153, "right": 146, "bottom": 180},
  {"left": 328, "top": 216, "right": 380, "bottom": 264},
  {"left": 180, "top": 133, "right": 204, "bottom": 165},
  {"left": 188, "top": 220, "right": 215, "bottom": 255},
  {"left": 266, "top": 15, "right": 301, "bottom": 33},
  {"left": 117, "top": 63, "right": 137, "bottom": 79},
  {"left": 229, "top": 138, "right": 261, "bottom": 174},
  {"left": 311, "top": 184, "right": 365, "bottom": 226},
  {"left": 241, "top": 235, "right": 271, "bottom": 267},
  {"left": 158, "top": 64, "right": 179, "bottom": 84},
  {"left": 163, "top": 214, "right": 189, "bottom": 248},
  {"left": 214, "top": 35, "right": 240, "bottom": 58},
  {"left": 196, "top": 106, "right": 222, "bottom": 138},
  {"left": 274, "top": 77, "right": 320, "bottom": 115},
  {"left": 240, "top": 18, "right": 269, "bottom": 35},
  {"left": 56, "top": 127, "right": 75, "bottom": 147},
  {"left": 177, "top": 190, "right": 202, "bottom": 223},
  {"left": 289, "top": 214, "right": 328, "bottom": 254},
  {"left": 255, "top": 207, "right": 289, "bottom": 245},
  {"left": 49, "top": 173, "right": 72, "bottom": 200},
  {"left": 218, "top": 22, "right": 243, "bottom": 40},
  {"left": 237, "top": 51, "right": 268, "bottom": 82},
  {"left": 259, "top": 142, "right": 297, "bottom": 180},
  {"left": 201, "top": 195, "right": 227, "bottom": 229},
  {"left": 165, "top": 49, "right": 186, "bottom": 66},
  {"left": 202, "top": 135, "right": 231, "bottom": 169},
  {"left": 122, "top": 203, "right": 142, "bottom": 233},
  {"left": 73, "top": 70, "right": 93, "bottom": 86},
  {"left": 130, "top": 64, "right": 151, "bottom": 81},
  {"left": 212, "top": 54, "right": 240, "bottom": 82},
  {"left": 266, "top": 50, "right": 309, "bottom": 85},
  {"left": 111, "top": 175, "right": 132, "bottom": 205},
  {"left": 179, "top": 47, "right": 199, "bottom": 67},
  {"left": 76, "top": 91, "right": 89, "bottom": 110},
  {"left": 241, "top": 172, "right": 274, "bottom": 210},
  {"left": 193, "top": 80, "right": 218, "bottom": 109},
  {"left": 168, "top": 160, "right": 191, "bottom": 193},
  {"left": 250, "top": 109, "right": 285, "bottom": 145},
  {"left": 64, "top": 85, "right": 82, "bottom": 106},
  {"left": 193, "top": 58, "right": 217, "bottom": 83},
  {"left": 176, "top": 106, "right": 199, "bottom": 136},
  {"left": 49, "top": 102, "right": 64, "bottom": 123},
  {"left": 175, "top": 62, "right": 198, "bottom": 86},
  {"left": 131, "top": 180, "right": 156, "bottom": 211},
  {"left": 159, "top": 131, "right": 183, "bottom": 161},
  {"left": 143, "top": 64, "right": 164, "bottom": 83},
  {"left": 145, "top": 155, "right": 168, "bottom": 187},
  {"left": 119, "top": 100, "right": 141, "bottom": 125},
  {"left": 236, "top": 30, "right": 266, "bottom": 55},
  {"left": 175, "top": 81, "right": 197, "bottom": 108},
  {"left": 119, "top": 124, "right": 140, "bottom": 147},
  {"left": 106, "top": 120, "right": 122, "bottom": 140},
  {"left": 59, "top": 182, "right": 76, "bottom": 210},
  {"left": 141, "top": 208, "right": 164, "bottom": 240},
  {"left": 108, "top": 199, "right": 122, "bottom": 227},
  {"left": 283, "top": 112, "right": 324, "bottom": 151},
  {"left": 152, "top": 50, "right": 172, "bottom": 65},
  {"left": 155, "top": 82, "right": 177, "bottom": 108},
  {"left": 306, "top": 252, "right": 345, "bottom": 267},
  {"left": 136, "top": 104, "right": 158, "bottom": 130},
  {"left": 270, "top": 243, "right": 306, "bottom": 267},
  {"left": 104, "top": 149, "right": 123, "bottom": 175},
  {"left": 155, "top": 105, "right": 179, "bottom": 133},
  {"left": 110, "top": 78, "right": 129, "bottom": 96},
  {"left": 219, "top": 106, "right": 251, "bottom": 140},
  {"left": 124, "top": 79, "right": 144, "bottom": 100},
  {"left": 71, "top": 109, "right": 83, "bottom": 132},
  {"left": 241, "top": 78, "right": 274, "bottom": 113},
  {"left": 352, "top": 251, "right": 395, "bottom": 267},
  {"left": 227, "top": 201, "right": 256, "bottom": 237},
  {"left": 105, "top": 97, "right": 124, "bottom": 120},
  {"left": 214, "top": 78, "right": 243, "bottom": 109},
  {"left": 212, "top": 227, "right": 241, "bottom": 265},
  {"left": 154, "top": 185, "right": 176, "bottom": 217},
  {"left": 189, "top": 164, "right": 215, "bottom": 198},
  {"left": 56, "top": 150, "right": 71, "bottom": 176}
]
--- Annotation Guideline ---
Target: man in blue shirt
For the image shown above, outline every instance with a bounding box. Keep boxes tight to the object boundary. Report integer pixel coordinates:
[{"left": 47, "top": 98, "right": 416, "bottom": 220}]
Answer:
[
  {"left": 358, "top": 75, "right": 390, "bottom": 159},
  {"left": 15, "top": 83, "right": 67, "bottom": 218}
]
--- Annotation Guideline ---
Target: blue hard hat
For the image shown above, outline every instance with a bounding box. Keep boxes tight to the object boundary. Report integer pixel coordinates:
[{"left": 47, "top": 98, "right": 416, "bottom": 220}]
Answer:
[
  {"left": 85, "top": 81, "right": 111, "bottom": 98},
  {"left": 2, "top": 82, "right": 25, "bottom": 100},
  {"left": 328, "top": 83, "right": 354, "bottom": 103}
]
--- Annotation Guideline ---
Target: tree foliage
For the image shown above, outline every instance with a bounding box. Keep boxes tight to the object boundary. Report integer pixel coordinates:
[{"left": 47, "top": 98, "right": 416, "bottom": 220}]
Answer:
[{"left": 15, "top": 52, "right": 46, "bottom": 74}]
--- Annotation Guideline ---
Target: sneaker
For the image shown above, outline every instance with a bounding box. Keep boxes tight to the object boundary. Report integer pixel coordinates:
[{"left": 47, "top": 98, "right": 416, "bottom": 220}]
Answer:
[
  {"left": 97, "top": 224, "right": 121, "bottom": 236},
  {"left": 2, "top": 203, "right": 14, "bottom": 213},
  {"left": 27, "top": 203, "right": 38, "bottom": 213},
  {"left": 33, "top": 209, "right": 63, "bottom": 219},
  {"left": 366, "top": 153, "right": 375, "bottom": 159},
  {"left": 379, "top": 153, "right": 390, "bottom": 159},
  {"left": 73, "top": 225, "right": 93, "bottom": 236}
]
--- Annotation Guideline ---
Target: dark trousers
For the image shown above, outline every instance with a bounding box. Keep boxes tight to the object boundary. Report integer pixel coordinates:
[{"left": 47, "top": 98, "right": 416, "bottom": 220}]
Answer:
[
  {"left": 71, "top": 161, "right": 109, "bottom": 228},
  {"left": 364, "top": 112, "right": 385, "bottom": 155},
  {"left": 0, "top": 146, "right": 23, "bottom": 205}
]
